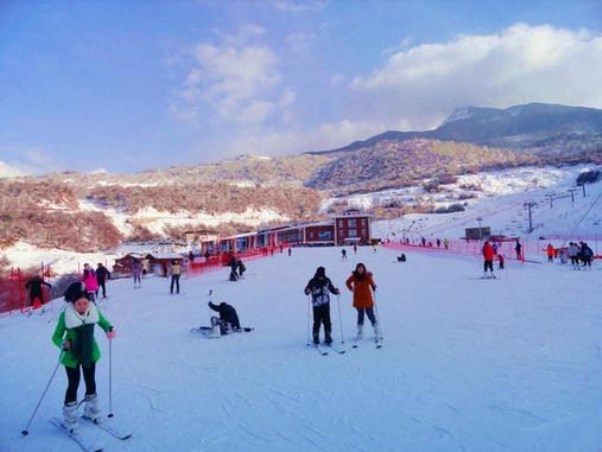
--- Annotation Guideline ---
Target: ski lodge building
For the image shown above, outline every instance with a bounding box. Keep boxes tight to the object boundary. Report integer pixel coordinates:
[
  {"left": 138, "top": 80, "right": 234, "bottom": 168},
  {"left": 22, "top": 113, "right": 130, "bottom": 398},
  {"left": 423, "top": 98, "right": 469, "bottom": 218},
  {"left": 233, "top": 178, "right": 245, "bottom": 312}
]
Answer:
[{"left": 197, "top": 209, "right": 373, "bottom": 253}]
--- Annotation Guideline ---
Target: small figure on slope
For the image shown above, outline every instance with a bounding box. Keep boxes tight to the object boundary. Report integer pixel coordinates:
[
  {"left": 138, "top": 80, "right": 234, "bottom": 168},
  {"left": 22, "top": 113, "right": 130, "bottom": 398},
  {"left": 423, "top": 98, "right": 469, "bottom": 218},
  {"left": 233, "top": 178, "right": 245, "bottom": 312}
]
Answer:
[
  {"left": 133, "top": 259, "right": 142, "bottom": 288},
  {"left": 51, "top": 282, "right": 115, "bottom": 432},
  {"left": 304, "top": 266, "right": 340, "bottom": 345},
  {"left": 25, "top": 274, "right": 52, "bottom": 308},
  {"left": 346, "top": 263, "right": 378, "bottom": 341},
  {"left": 82, "top": 263, "right": 98, "bottom": 303},
  {"left": 170, "top": 260, "right": 181, "bottom": 294},
  {"left": 96, "top": 263, "right": 110, "bottom": 299},
  {"left": 482, "top": 240, "right": 495, "bottom": 278}
]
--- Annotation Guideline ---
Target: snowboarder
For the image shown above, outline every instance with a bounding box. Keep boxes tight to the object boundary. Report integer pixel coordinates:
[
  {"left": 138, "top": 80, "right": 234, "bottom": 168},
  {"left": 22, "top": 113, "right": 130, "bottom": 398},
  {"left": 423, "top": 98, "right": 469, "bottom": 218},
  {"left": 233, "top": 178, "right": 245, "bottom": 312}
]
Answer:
[
  {"left": 51, "top": 282, "right": 115, "bottom": 432},
  {"left": 24, "top": 274, "right": 52, "bottom": 307},
  {"left": 81, "top": 264, "right": 98, "bottom": 303},
  {"left": 345, "top": 263, "right": 378, "bottom": 340},
  {"left": 95, "top": 263, "right": 110, "bottom": 299},
  {"left": 208, "top": 301, "right": 241, "bottom": 334},
  {"left": 170, "top": 260, "right": 181, "bottom": 294},
  {"left": 304, "top": 267, "right": 340, "bottom": 345},
  {"left": 482, "top": 240, "right": 495, "bottom": 277}
]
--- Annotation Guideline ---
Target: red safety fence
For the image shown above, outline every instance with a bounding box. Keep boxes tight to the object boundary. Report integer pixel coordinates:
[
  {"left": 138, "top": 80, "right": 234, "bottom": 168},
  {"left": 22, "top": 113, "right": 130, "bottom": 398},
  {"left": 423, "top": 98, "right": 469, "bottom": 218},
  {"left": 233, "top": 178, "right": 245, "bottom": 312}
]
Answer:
[
  {"left": 383, "top": 236, "right": 600, "bottom": 263},
  {"left": 0, "top": 266, "right": 54, "bottom": 315},
  {"left": 0, "top": 247, "right": 285, "bottom": 315}
]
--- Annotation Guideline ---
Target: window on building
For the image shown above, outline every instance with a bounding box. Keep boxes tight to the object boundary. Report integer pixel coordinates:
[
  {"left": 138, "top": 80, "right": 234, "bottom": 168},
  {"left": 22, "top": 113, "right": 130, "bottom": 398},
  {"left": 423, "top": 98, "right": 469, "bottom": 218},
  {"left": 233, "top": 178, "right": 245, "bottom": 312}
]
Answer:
[
  {"left": 349, "top": 219, "right": 357, "bottom": 227},
  {"left": 348, "top": 229, "right": 357, "bottom": 237}
]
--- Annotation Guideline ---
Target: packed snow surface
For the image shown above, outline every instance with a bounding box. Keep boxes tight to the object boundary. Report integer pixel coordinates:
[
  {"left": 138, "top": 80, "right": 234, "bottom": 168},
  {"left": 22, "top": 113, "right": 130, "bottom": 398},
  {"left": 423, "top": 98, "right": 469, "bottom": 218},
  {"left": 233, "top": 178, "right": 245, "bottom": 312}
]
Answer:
[{"left": 1, "top": 245, "right": 602, "bottom": 452}]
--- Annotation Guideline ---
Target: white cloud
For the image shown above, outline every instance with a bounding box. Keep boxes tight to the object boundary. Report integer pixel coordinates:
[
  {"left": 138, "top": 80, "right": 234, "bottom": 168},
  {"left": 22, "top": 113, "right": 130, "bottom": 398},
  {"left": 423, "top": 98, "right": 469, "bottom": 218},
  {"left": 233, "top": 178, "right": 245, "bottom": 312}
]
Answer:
[
  {"left": 273, "top": 0, "right": 327, "bottom": 13},
  {"left": 172, "top": 26, "right": 295, "bottom": 127},
  {"left": 350, "top": 23, "right": 602, "bottom": 131}
]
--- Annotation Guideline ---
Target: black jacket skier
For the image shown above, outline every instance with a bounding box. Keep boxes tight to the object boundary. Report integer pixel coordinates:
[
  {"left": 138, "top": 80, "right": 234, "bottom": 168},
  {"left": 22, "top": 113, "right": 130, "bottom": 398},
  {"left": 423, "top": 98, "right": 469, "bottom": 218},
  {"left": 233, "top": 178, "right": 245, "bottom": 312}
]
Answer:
[
  {"left": 208, "top": 301, "right": 241, "bottom": 332},
  {"left": 304, "top": 267, "right": 340, "bottom": 345},
  {"left": 25, "top": 275, "right": 52, "bottom": 306}
]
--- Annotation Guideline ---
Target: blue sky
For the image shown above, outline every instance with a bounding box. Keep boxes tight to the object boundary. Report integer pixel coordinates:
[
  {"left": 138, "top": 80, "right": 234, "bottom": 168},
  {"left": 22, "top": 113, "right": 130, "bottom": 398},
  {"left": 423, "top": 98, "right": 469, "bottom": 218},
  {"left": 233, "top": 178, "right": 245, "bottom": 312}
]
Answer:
[{"left": 1, "top": 0, "right": 601, "bottom": 176}]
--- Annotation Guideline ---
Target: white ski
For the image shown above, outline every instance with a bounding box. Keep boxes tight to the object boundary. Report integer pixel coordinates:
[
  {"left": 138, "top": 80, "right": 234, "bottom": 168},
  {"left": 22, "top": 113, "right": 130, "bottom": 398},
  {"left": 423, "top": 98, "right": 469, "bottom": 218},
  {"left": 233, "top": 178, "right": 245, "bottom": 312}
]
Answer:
[
  {"left": 49, "top": 417, "right": 103, "bottom": 452},
  {"left": 81, "top": 416, "right": 133, "bottom": 440}
]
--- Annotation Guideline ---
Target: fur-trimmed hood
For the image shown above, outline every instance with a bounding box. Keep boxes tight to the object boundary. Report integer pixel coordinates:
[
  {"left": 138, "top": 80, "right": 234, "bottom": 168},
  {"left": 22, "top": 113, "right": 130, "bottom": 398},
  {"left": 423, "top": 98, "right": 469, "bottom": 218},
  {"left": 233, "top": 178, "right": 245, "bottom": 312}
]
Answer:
[{"left": 64, "top": 302, "right": 100, "bottom": 329}]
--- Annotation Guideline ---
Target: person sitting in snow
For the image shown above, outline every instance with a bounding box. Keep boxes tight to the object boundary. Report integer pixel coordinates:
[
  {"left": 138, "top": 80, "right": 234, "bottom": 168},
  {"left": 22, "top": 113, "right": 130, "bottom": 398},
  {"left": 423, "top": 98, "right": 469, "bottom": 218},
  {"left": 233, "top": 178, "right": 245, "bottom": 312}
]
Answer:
[
  {"left": 51, "top": 282, "right": 115, "bottom": 432},
  {"left": 208, "top": 301, "right": 241, "bottom": 334}
]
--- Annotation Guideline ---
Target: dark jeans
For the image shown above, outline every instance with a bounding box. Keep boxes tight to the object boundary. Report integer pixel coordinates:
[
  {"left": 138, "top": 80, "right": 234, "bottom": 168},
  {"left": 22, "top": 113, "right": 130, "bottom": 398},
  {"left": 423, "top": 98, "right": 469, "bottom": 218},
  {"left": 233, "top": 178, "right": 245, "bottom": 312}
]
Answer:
[
  {"left": 65, "top": 363, "right": 96, "bottom": 404},
  {"left": 484, "top": 260, "right": 494, "bottom": 272},
  {"left": 356, "top": 307, "right": 376, "bottom": 325},
  {"left": 312, "top": 304, "right": 331, "bottom": 335},
  {"left": 170, "top": 274, "right": 181, "bottom": 293},
  {"left": 97, "top": 280, "right": 106, "bottom": 298}
]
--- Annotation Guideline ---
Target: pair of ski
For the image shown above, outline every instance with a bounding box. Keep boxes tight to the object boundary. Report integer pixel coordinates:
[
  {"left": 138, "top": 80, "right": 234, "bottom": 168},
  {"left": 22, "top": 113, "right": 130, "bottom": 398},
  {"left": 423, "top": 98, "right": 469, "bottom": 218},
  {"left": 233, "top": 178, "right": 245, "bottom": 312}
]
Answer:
[
  {"left": 313, "top": 343, "right": 346, "bottom": 356},
  {"left": 190, "top": 326, "right": 254, "bottom": 336},
  {"left": 352, "top": 337, "right": 383, "bottom": 350},
  {"left": 49, "top": 416, "right": 132, "bottom": 452}
]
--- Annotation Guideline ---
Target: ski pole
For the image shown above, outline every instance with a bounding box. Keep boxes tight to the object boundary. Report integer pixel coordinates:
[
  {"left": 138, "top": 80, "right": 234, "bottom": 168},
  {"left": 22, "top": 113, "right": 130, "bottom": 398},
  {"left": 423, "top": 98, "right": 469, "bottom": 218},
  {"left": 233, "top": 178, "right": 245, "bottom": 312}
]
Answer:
[
  {"left": 21, "top": 351, "right": 64, "bottom": 435},
  {"left": 336, "top": 294, "right": 345, "bottom": 344},
  {"left": 306, "top": 295, "right": 312, "bottom": 346},
  {"left": 373, "top": 290, "right": 384, "bottom": 340},
  {"left": 108, "top": 339, "right": 113, "bottom": 418}
]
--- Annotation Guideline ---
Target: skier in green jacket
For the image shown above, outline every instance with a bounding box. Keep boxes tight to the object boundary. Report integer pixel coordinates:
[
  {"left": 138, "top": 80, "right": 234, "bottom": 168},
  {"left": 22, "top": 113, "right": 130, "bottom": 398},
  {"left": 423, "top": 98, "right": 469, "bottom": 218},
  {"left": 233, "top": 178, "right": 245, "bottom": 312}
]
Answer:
[{"left": 52, "top": 282, "right": 115, "bottom": 432}]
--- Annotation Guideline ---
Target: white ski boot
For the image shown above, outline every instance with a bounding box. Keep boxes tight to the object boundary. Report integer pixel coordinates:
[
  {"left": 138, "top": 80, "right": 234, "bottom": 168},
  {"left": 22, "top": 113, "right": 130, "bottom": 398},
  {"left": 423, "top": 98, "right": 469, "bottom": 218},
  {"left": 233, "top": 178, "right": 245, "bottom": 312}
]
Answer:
[
  {"left": 83, "top": 394, "right": 101, "bottom": 423},
  {"left": 356, "top": 324, "right": 363, "bottom": 340},
  {"left": 63, "top": 401, "right": 78, "bottom": 432}
]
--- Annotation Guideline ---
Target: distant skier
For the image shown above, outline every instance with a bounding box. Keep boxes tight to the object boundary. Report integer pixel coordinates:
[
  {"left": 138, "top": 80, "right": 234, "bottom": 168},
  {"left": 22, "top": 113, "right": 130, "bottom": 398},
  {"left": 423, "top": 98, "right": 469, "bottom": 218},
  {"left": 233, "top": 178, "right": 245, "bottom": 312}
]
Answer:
[
  {"left": 341, "top": 249, "right": 347, "bottom": 260},
  {"left": 208, "top": 301, "right": 241, "bottom": 334},
  {"left": 304, "top": 267, "right": 340, "bottom": 345},
  {"left": 546, "top": 243, "right": 555, "bottom": 263},
  {"left": 288, "top": 247, "right": 292, "bottom": 257},
  {"left": 95, "top": 263, "right": 110, "bottom": 299},
  {"left": 81, "top": 263, "right": 98, "bottom": 303},
  {"left": 515, "top": 240, "right": 522, "bottom": 261},
  {"left": 170, "top": 260, "right": 182, "bottom": 294},
  {"left": 237, "top": 259, "right": 246, "bottom": 278},
  {"left": 397, "top": 253, "right": 406, "bottom": 262},
  {"left": 353, "top": 244, "right": 358, "bottom": 254},
  {"left": 228, "top": 254, "right": 238, "bottom": 281},
  {"left": 346, "top": 263, "right": 379, "bottom": 341},
  {"left": 498, "top": 254, "right": 505, "bottom": 270},
  {"left": 568, "top": 242, "right": 579, "bottom": 268},
  {"left": 444, "top": 238, "right": 449, "bottom": 250},
  {"left": 482, "top": 240, "right": 495, "bottom": 278},
  {"left": 580, "top": 242, "right": 594, "bottom": 268},
  {"left": 51, "top": 282, "right": 115, "bottom": 432},
  {"left": 132, "top": 259, "right": 142, "bottom": 288},
  {"left": 25, "top": 274, "right": 52, "bottom": 307}
]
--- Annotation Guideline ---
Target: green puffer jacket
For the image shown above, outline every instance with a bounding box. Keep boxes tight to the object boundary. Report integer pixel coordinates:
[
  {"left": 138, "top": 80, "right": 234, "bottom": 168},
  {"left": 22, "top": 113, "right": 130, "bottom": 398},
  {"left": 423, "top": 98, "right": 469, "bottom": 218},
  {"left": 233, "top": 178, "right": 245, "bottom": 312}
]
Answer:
[{"left": 51, "top": 302, "right": 112, "bottom": 368}]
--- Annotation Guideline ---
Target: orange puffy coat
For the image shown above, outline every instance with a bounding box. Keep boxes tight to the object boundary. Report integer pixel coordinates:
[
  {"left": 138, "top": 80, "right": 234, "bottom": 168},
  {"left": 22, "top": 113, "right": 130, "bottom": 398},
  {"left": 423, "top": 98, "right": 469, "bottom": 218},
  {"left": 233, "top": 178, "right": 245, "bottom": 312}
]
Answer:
[{"left": 346, "top": 272, "right": 376, "bottom": 309}]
